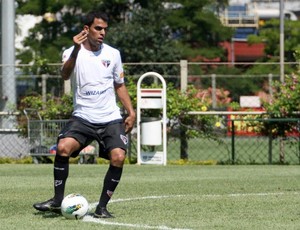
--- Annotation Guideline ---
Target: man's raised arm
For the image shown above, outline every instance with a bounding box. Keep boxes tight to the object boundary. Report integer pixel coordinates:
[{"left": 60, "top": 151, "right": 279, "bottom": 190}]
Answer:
[{"left": 61, "top": 31, "right": 87, "bottom": 80}]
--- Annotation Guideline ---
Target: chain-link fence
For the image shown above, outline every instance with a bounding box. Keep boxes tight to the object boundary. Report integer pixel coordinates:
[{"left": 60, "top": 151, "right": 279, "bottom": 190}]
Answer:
[
  {"left": 128, "top": 115, "right": 300, "bottom": 165},
  {"left": 0, "top": 62, "right": 299, "bottom": 163},
  {"left": 0, "top": 111, "right": 29, "bottom": 158},
  {"left": 0, "top": 111, "right": 298, "bottom": 164}
]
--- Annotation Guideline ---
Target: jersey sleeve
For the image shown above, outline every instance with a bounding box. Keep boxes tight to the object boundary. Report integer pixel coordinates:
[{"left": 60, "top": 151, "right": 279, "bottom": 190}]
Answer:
[
  {"left": 62, "top": 46, "right": 74, "bottom": 63},
  {"left": 113, "top": 50, "right": 125, "bottom": 84}
]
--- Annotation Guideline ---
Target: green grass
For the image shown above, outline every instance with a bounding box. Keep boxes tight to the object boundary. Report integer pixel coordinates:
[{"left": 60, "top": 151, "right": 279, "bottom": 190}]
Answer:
[{"left": 1, "top": 164, "right": 300, "bottom": 229}]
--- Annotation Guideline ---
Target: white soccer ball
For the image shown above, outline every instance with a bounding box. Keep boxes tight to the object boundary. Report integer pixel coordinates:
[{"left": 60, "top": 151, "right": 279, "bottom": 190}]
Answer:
[{"left": 61, "top": 193, "right": 89, "bottom": 219}]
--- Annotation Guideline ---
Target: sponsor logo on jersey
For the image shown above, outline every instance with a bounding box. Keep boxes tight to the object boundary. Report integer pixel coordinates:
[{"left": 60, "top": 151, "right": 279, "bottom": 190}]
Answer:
[
  {"left": 85, "top": 88, "right": 109, "bottom": 96},
  {"left": 120, "top": 134, "right": 128, "bottom": 145},
  {"left": 102, "top": 59, "right": 111, "bottom": 67}
]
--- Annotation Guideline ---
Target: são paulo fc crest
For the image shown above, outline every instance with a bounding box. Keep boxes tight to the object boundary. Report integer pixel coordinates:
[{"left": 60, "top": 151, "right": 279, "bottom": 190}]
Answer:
[
  {"left": 120, "top": 134, "right": 128, "bottom": 145},
  {"left": 102, "top": 59, "right": 111, "bottom": 67}
]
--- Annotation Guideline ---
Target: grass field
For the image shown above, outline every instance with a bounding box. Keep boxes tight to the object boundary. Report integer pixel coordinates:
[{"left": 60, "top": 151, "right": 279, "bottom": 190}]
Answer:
[{"left": 1, "top": 164, "right": 300, "bottom": 229}]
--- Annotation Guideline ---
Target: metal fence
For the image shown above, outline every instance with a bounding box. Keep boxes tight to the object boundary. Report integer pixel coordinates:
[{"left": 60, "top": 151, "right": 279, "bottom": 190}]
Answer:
[
  {"left": 1, "top": 61, "right": 298, "bottom": 108},
  {"left": 0, "top": 111, "right": 29, "bottom": 158},
  {"left": 22, "top": 109, "right": 98, "bottom": 164},
  {"left": 0, "top": 62, "right": 299, "bottom": 164},
  {"left": 24, "top": 108, "right": 67, "bottom": 154},
  {"left": 0, "top": 111, "right": 298, "bottom": 165},
  {"left": 128, "top": 115, "right": 300, "bottom": 165}
]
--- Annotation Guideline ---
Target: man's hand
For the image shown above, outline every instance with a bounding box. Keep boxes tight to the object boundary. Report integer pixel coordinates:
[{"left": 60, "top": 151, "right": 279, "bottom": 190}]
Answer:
[
  {"left": 124, "top": 114, "right": 136, "bottom": 134},
  {"left": 73, "top": 30, "right": 88, "bottom": 48},
  {"left": 61, "top": 30, "right": 88, "bottom": 80}
]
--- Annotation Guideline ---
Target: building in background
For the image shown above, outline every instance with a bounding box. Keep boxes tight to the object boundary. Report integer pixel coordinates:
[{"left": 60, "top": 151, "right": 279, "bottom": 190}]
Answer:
[{"left": 219, "top": 0, "right": 299, "bottom": 62}]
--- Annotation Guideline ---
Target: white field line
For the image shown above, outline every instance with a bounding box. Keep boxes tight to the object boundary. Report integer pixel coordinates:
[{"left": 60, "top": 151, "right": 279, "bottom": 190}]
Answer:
[
  {"left": 202, "top": 191, "right": 300, "bottom": 198},
  {"left": 88, "top": 195, "right": 185, "bottom": 210},
  {"left": 84, "top": 192, "right": 300, "bottom": 229},
  {"left": 83, "top": 215, "right": 192, "bottom": 230}
]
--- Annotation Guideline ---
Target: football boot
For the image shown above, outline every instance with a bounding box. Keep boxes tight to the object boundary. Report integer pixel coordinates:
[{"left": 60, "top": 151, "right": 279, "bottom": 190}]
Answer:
[
  {"left": 94, "top": 206, "right": 114, "bottom": 218},
  {"left": 33, "top": 198, "right": 61, "bottom": 213}
]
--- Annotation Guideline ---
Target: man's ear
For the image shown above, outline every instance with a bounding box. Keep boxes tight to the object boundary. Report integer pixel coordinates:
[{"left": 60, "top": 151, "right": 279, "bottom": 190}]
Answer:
[{"left": 83, "top": 25, "right": 89, "bottom": 33}]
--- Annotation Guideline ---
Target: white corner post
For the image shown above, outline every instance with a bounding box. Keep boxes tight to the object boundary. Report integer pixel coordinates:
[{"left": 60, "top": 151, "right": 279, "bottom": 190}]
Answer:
[{"left": 137, "top": 72, "right": 167, "bottom": 165}]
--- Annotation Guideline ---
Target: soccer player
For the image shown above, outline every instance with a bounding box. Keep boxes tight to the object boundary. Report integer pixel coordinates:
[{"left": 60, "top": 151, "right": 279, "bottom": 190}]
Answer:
[{"left": 33, "top": 11, "right": 136, "bottom": 218}]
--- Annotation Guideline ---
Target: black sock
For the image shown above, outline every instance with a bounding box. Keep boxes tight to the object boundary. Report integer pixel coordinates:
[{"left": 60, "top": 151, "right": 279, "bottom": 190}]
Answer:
[
  {"left": 99, "top": 164, "right": 123, "bottom": 207},
  {"left": 53, "top": 155, "right": 69, "bottom": 203}
]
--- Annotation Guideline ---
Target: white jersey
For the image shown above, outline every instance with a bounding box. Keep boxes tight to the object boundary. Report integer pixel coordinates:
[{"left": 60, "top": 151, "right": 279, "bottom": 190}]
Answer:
[{"left": 62, "top": 43, "right": 124, "bottom": 123}]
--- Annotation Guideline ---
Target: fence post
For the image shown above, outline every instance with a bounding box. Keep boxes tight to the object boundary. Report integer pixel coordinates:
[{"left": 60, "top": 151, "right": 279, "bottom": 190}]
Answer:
[
  {"left": 180, "top": 60, "right": 188, "bottom": 93},
  {"left": 211, "top": 74, "right": 217, "bottom": 109},
  {"left": 231, "top": 120, "right": 235, "bottom": 164},
  {"left": 41, "top": 74, "right": 47, "bottom": 108},
  {"left": 268, "top": 73, "right": 273, "bottom": 102},
  {"left": 268, "top": 123, "right": 273, "bottom": 164},
  {"left": 1, "top": 0, "right": 16, "bottom": 116}
]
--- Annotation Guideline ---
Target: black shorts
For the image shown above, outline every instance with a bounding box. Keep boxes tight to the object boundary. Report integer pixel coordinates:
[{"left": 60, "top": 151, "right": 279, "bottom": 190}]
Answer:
[{"left": 58, "top": 116, "right": 128, "bottom": 159}]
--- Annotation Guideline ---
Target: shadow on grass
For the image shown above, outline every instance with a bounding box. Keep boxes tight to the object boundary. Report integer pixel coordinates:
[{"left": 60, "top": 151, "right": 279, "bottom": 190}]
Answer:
[{"left": 34, "top": 211, "right": 61, "bottom": 218}]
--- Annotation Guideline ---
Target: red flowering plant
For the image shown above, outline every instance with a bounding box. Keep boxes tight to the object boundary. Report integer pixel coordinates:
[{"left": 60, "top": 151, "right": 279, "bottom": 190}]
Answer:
[{"left": 262, "top": 50, "right": 300, "bottom": 137}]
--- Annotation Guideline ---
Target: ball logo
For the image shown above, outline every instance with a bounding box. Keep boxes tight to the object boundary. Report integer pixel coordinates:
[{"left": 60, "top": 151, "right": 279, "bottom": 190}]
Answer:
[
  {"left": 65, "top": 204, "right": 84, "bottom": 214},
  {"left": 68, "top": 193, "right": 79, "bottom": 198}
]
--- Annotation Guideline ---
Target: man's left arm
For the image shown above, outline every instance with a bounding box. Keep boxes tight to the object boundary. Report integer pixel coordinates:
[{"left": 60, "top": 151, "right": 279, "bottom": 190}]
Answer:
[{"left": 115, "top": 83, "right": 136, "bottom": 133}]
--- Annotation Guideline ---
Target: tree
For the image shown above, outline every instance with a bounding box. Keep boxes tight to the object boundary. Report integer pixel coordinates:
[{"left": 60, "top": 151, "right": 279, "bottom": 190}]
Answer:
[
  {"left": 15, "top": 0, "right": 180, "bottom": 66},
  {"left": 234, "top": 19, "right": 300, "bottom": 102},
  {"left": 248, "top": 19, "right": 300, "bottom": 64},
  {"left": 264, "top": 49, "right": 300, "bottom": 118},
  {"left": 259, "top": 50, "right": 300, "bottom": 163},
  {"left": 101, "top": 1, "right": 182, "bottom": 82},
  {"left": 16, "top": 0, "right": 99, "bottom": 66},
  {"left": 166, "top": 0, "right": 232, "bottom": 60},
  {"left": 105, "top": 2, "right": 181, "bottom": 63},
  {"left": 16, "top": 0, "right": 232, "bottom": 66}
]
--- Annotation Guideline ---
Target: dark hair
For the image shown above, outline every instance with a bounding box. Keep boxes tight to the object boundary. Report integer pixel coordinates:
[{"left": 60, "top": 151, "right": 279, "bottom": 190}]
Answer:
[{"left": 82, "top": 11, "right": 109, "bottom": 27}]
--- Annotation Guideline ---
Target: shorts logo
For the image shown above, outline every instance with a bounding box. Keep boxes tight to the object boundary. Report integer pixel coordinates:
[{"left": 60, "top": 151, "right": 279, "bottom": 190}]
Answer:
[
  {"left": 120, "top": 134, "right": 128, "bottom": 145},
  {"left": 55, "top": 180, "right": 63, "bottom": 187},
  {"left": 102, "top": 59, "right": 111, "bottom": 67}
]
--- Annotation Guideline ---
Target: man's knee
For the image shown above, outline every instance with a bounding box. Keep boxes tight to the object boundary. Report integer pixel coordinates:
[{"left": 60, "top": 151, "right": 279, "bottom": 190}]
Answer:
[
  {"left": 57, "top": 138, "right": 80, "bottom": 157},
  {"left": 57, "top": 142, "right": 71, "bottom": 157},
  {"left": 110, "top": 149, "right": 126, "bottom": 167}
]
